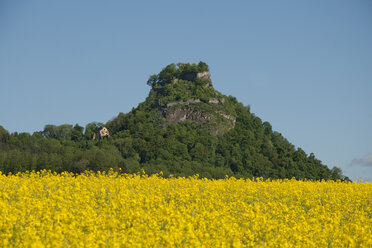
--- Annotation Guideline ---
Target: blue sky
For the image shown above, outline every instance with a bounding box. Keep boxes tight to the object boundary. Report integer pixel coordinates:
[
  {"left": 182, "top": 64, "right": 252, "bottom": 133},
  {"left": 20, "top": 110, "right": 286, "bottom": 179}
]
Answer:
[{"left": 1, "top": 0, "right": 371, "bottom": 181}]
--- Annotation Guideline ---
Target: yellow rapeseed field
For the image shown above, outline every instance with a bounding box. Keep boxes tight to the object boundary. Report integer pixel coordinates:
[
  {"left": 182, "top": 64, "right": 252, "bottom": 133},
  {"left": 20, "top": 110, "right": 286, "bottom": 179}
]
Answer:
[{"left": 0, "top": 170, "right": 371, "bottom": 247}]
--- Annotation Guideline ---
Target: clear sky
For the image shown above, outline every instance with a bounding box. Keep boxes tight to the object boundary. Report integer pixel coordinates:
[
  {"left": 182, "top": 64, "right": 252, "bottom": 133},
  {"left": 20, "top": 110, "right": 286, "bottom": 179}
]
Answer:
[{"left": 1, "top": 0, "right": 371, "bottom": 181}]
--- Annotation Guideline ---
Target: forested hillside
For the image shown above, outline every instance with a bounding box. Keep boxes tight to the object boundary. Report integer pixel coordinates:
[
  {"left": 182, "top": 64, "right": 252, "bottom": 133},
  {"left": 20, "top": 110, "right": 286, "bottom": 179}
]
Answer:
[{"left": 0, "top": 62, "right": 349, "bottom": 180}]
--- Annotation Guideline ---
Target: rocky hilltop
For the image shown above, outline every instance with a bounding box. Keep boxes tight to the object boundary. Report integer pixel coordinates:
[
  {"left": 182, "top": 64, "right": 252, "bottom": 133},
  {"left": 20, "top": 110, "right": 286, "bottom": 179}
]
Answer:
[
  {"left": 103, "top": 62, "right": 348, "bottom": 180},
  {"left": 140, "top": 63, "right": 237, "bottom": 135},
  {"left": 0, "top": 62, "right": 349, "bottom": 181}
]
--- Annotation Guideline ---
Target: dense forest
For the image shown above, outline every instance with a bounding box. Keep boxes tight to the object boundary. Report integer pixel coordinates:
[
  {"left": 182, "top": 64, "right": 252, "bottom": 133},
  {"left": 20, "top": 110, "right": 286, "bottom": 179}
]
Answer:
[{"left": 0, "top": 62, "right": 349, "bottom": 180}]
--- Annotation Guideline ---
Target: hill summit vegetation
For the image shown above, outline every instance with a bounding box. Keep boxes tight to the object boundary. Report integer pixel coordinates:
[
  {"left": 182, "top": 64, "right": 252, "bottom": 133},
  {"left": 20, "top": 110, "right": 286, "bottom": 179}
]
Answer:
[{"left": 0, "top": 62, "right": 349, "bottom": 180}]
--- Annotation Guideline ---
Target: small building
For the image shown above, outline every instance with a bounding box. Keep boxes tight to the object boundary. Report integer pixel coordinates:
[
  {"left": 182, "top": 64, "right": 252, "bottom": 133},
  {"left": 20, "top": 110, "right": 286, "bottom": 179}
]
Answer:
[{"left": 93, "top": 127, "right": 110, "bottom": 140}]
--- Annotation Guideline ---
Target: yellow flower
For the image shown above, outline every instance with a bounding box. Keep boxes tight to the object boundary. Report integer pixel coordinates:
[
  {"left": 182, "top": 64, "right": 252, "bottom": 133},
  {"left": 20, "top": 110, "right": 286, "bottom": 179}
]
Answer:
[{"left": 0, "top": 170, "right": 370, "bottom": 247}]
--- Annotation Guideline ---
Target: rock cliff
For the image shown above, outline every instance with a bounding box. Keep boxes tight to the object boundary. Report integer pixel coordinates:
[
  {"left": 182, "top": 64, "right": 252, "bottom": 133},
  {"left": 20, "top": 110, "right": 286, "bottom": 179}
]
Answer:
[{"left": 150, "top": 69, "right": 236, "bottom": 135}]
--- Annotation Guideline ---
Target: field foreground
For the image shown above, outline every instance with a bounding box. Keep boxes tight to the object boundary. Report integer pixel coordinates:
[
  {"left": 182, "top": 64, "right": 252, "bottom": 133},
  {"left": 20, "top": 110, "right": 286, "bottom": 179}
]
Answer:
[{"left": 0, "top": 170, "right": 371, "bottom": 247}]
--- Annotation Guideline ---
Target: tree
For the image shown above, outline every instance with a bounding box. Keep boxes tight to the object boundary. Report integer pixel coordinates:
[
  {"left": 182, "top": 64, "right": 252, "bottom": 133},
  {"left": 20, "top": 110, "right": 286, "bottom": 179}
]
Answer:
[
  {"left": 42, "top": 125, "right": 58, "bottom": 139},
  {"left": 42, "top": 124, "right": 73, "bottom": 139},
  {"left": 85, "top": 123, "right": 100, "bottom": 140},
  {"left": 0, "top": 125, "right": 10, "bottom": 143},
  {"left": 147, "top": 74, "right": 158, "bottom": 87},
  {"left": 331, "top": 166, "right": 344, "bottom": 180},
  {"left": 198, "top": 61, "right": 209, "bottom": 72},
  {"left": 71, "top": 124, "right": 84, "bottom": 141}
]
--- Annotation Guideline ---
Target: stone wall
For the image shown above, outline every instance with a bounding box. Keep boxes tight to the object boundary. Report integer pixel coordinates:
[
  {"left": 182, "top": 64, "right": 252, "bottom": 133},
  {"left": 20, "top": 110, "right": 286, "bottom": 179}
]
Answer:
[
  {"left": 196, "top": 71, "right": 211, "bottom": 80},
  {"left": 166, "top": 98, "right": 201, "bottom": 108},
  {"left": 166, "top": 98, "right": 224, "bottom": 108},
  {"left": 183, "top": 71, "right": 211, "bottom": 82}
]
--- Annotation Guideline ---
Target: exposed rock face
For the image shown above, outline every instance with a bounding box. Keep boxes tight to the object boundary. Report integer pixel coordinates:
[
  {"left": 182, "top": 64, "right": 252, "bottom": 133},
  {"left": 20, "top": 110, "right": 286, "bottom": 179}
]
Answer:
[
  {"left": 166, "top": 98, "right": 225, "bottom": 108},
  {"left": 208, "top": 98, "right": 225, "bottom": 104},
  {"left": 166, "top": 98, "right": 201, "bottom": 108},
  {"left": 154, "top": 70, "right": 234, "bottom": 135},
  {"left": 183, "top": 71, "right": 211, "bottom": 81},
  {"left": 215, "top": 111, "right": 236, "bottom": 123},
  {"left": 196, "top": 71, "right": 211, "bottom": 80},
  {"left": 163, "top": 107, "right": 213, "bottom": 125},
  {"left": 160, "top": 98, "right": 236, "bottom": 135},
  {"left": 171, "top": 71, "right": 212, "bottom": 87}
]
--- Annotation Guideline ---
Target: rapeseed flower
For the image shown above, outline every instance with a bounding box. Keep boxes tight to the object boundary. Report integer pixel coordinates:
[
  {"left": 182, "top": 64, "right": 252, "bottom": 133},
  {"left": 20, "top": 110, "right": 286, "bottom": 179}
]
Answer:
[{"left": 0, "top": 170, "right": 370, "bottom": 247}]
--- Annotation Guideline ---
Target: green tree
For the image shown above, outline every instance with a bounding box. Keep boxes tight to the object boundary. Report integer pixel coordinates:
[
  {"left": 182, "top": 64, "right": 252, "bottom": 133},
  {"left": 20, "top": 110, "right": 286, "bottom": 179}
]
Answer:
[
  {"left": 84, "top": 122, "right": 102, "bottom": 140},
  {"left": 331, "top": 166, "right": 344, "bottom": 180},
  {"left": 0, "top": 125, "right": 10, "bottom": 143},
  {"left": 71, "top": 124, "right": 84, "bottom": 141}
]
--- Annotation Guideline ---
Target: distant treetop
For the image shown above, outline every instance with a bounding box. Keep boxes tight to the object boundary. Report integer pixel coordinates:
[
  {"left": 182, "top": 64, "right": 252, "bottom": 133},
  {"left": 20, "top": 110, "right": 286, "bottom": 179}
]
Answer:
[{"left": 147, "top": 61, "right": 209, "bottom": 87}]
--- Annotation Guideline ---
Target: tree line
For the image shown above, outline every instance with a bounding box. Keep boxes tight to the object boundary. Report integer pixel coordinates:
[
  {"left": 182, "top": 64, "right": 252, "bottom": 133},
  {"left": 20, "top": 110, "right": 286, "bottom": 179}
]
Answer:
[{"left": 0, "top": 107, "right": 348, "bottom": 181}]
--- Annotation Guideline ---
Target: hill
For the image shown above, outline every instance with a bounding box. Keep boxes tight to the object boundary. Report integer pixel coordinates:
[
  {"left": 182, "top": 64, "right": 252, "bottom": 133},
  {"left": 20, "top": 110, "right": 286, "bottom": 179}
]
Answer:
[{"left": 0, "top": 62, "right": 349, "bottom": 180}]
